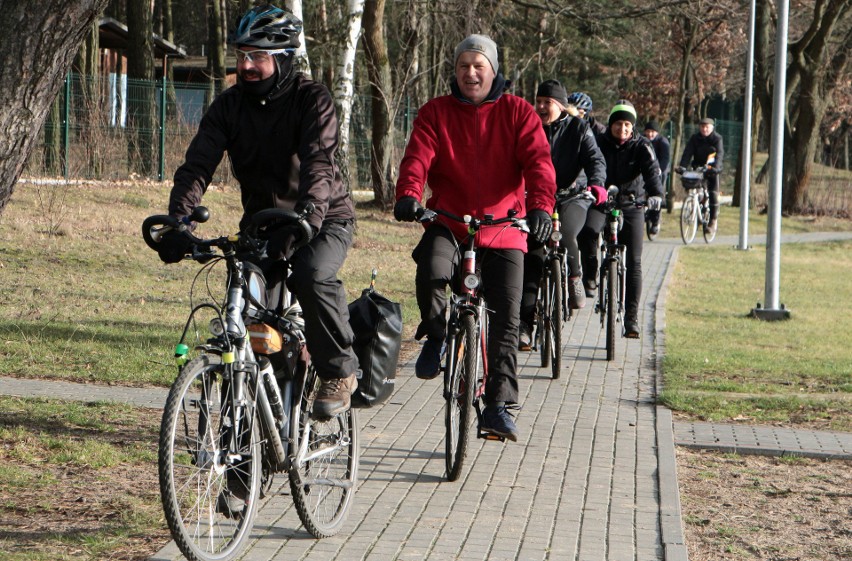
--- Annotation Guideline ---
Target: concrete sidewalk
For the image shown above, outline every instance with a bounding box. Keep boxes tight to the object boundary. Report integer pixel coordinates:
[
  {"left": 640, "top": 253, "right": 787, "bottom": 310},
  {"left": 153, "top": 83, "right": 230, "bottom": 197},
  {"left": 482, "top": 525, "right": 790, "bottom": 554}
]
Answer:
[{"left": 3, "top": 231, "right": 850, "bottom": 560}]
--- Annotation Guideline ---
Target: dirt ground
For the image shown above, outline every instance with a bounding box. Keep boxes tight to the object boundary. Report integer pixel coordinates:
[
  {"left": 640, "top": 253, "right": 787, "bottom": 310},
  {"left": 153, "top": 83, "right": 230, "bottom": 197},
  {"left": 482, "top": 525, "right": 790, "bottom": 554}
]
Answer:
[{"left": 677, "top": 448, "right": 852, "bottom": 561}]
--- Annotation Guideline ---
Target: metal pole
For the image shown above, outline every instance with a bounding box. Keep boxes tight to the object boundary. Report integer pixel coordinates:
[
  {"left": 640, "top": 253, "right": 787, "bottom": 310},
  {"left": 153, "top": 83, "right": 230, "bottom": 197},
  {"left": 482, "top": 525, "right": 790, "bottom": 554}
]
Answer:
[
  {"left": 158, "top": 55, "right": 169, "bottom": 182},
  {"left": 751, "top": 0, "right": 790, "bottom": 320},
  {"left": 737, "top": 0, "right": 756, "bottom": 251},
  {"left": 63, "top": 72, "right": 71, "bottom": 179}
]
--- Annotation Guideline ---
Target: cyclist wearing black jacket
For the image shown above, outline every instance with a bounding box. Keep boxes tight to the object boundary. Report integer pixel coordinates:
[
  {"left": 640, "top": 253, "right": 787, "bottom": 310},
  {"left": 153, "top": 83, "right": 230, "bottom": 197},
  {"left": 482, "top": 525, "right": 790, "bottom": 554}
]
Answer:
[
  {"left": 519, "top": 80, "right": 607, "bottom": 349},
  {"left": 579, "top": 100, "right": 663, "bottom": 338},
  {"left": 678, "top": 117, "right": 724, "bottom": 233},
  {"left": 160, "top": 5, "right": 359, "bottom": 420}
]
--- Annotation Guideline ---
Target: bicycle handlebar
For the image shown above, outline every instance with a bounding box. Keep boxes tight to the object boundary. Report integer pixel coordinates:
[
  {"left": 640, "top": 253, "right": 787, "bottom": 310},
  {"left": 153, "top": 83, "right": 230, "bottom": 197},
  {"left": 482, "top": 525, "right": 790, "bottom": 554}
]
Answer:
[
  {"left": 142, "top": 204, "right": 315, "bottom": 261},
  {"left": 415, "top": 207, "right": 530, "bottom": 233}
]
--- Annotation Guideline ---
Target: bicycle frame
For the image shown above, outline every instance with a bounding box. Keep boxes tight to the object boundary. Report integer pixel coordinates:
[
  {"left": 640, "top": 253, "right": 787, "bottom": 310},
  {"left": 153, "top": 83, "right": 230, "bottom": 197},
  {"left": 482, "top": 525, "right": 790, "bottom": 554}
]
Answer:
[{"left": 595, "top": 188, "right": 627, "bottom": 361}]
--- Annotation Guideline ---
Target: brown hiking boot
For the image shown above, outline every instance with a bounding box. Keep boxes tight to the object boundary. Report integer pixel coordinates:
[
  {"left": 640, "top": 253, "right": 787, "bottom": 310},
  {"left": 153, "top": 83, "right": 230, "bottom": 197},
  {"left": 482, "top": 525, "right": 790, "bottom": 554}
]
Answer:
[{"left": 312, "top": 374, "right": 358, "bottom": 419}]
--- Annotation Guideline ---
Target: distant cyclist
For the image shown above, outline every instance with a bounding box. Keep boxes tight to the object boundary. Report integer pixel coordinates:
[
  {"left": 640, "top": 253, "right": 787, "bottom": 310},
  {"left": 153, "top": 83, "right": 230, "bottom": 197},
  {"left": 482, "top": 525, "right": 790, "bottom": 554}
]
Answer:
[
  {"left": 568, "top": 91, "right": 607, "bottom": 135},
  {"left": 642, "top": 120, "right": 670, "bottom": 235},
  {"left": 677, "top": 117, "right": 723, "bottom": 234},
  {"left": 518, "top": 79, "right": 607, "bottom": 350}
]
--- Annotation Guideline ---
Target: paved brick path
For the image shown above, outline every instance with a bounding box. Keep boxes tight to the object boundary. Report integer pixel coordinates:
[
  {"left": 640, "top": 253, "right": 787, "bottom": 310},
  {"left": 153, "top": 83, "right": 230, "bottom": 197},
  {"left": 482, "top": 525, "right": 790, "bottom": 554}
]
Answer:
[{"left": 2, "top": 229, "right": 850, "bottom": 561}]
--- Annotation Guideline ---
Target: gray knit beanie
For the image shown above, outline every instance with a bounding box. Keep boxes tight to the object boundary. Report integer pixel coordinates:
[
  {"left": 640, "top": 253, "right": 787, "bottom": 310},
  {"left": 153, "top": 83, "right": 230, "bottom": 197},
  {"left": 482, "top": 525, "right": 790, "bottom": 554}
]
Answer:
[{"left": 453, "top": 34, "right": 499, "bottom": 74}]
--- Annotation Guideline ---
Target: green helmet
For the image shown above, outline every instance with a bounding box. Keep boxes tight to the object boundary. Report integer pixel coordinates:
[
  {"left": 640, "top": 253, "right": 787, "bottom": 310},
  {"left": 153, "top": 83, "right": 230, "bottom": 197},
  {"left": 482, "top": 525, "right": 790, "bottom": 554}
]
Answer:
[{"left": 228, "top": 5, "right": 302, "bottom": 49}]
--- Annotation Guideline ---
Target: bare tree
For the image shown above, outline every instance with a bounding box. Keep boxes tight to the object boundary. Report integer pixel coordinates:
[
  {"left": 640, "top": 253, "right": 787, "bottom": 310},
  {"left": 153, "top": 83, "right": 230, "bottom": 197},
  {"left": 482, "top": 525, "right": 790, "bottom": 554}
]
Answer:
[
  {"left": 333, "top": 0, "right": 365, "bottom": 192},
  {"left": 127, "top": 0, "right": 156, "bottom": 176},
  {"left": 0, "top": 0, "right": 110, "bottom": 217},
  {"left": 363, "top": 0, "right": 395, "bottom": 205}
]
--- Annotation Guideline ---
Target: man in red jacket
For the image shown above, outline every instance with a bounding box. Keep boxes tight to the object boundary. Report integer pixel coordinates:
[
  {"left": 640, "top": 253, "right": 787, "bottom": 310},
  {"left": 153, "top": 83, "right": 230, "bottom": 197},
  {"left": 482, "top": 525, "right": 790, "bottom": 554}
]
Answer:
[{"left": 394, "top": 34, "right": 556, "bottom": 441}]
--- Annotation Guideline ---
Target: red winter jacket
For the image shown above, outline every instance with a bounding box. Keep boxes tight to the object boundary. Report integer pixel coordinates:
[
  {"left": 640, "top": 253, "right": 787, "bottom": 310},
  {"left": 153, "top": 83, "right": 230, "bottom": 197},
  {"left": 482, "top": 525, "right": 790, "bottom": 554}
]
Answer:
[{"left": 396, "top": 83, "right": 556, "bottom": 251}]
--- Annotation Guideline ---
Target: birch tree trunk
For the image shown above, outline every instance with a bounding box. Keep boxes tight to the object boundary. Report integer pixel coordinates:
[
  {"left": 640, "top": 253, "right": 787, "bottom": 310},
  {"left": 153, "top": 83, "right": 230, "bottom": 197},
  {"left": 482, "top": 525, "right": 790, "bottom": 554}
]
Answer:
[
  {"left": 0, "top": 0, "right": 109, "bottom": 217},
  {"left": 333, "top": 0, "right": 365, "bottom": 192},
  {"left": 285, "top": 0, "right": 312, "bottom": 78}
]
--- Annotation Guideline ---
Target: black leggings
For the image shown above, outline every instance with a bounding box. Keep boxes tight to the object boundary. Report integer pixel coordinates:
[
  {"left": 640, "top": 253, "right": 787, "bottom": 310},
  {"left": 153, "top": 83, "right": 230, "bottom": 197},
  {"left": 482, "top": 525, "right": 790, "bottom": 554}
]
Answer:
[
  {"left": 578, "top": 204, "right": 645, "bottom": 319},
  {"left": 412, "top": 226, "right": 523, "bottom": 404}
]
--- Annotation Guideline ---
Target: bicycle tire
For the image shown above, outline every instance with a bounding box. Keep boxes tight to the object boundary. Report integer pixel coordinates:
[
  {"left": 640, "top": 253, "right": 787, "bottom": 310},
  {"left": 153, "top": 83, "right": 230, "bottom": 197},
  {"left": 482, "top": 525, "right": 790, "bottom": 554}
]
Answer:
[
  {"left": 289, "top": 364, "right": 359, "bottom": 538},
  {"left": 680, "top": 194, "right": 698, "bottom": 244},
  {"left": 445, "top": 313, "right": 477, "bottom": 481},
  {"left": 536, "top": 281, "right": 549, "bottom": 368},
  {"left": 702, "top": 198, "right": 716, "bottom": 243},
  {"left": 159, "top": 354, "right": 261, "bottom": 561},
  {"left": 548, "top": 258, "right": 563, "bottom": 379},
  {"left": 606, "top": 258, "right": 617, "bottom": 361}
]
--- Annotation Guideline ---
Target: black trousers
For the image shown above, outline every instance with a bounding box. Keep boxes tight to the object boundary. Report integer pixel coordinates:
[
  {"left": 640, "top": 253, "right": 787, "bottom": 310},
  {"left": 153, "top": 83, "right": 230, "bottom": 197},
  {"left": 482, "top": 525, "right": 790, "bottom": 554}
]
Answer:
[
  {"left": 521, "top": 196, "right": 591, "bottom": 325},
  {"left": 578, "top": 204, "right": 645, "bottom": 319},
  {"left": 706, "top": 172, "right": 720, "bottom": 220},
  {"left": 412, "top": 226, "right": 522, "bottom": 404},
  {"left": 282, "top": 220, "right": 360, "bottom": 381}
]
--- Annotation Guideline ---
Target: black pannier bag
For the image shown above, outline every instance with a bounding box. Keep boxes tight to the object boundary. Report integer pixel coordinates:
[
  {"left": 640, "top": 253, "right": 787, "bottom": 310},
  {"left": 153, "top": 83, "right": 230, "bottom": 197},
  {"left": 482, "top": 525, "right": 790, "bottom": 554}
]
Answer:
[{"left": 348, "top": 277, "right": 402, "bottom": 408}]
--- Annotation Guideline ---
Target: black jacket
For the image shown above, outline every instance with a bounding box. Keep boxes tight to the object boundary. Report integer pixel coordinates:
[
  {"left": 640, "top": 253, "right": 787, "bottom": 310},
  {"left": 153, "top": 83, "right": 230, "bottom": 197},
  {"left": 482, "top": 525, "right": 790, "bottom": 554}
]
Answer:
[
  {"left": 650, "top": 134, "right": 671, "bottom": 173},
  {"left": 595, "top": 130, "right": 663, "bottom": 204},
  {"left": 169, "top": 73, "right": 355, "bottom": 232},
  {"left": 679, "top": 130, "right": 724, "bottom": 172},
  {"left": 543, "top": 114, "right": 606, "bottom": 195}
]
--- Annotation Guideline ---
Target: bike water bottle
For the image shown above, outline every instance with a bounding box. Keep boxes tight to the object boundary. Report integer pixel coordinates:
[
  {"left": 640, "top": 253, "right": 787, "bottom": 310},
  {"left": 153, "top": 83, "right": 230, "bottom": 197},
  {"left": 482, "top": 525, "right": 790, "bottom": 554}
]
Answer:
[{"left": 260, "top": 356, "right": 286, "bottom": 430}]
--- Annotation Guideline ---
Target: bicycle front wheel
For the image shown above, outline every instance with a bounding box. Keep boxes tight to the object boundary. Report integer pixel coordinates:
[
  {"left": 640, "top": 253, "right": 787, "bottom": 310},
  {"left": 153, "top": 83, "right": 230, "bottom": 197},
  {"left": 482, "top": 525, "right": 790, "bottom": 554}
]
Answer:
[
  {"left": 538, "top": 274, "right": 551, "bottom": 369},
  {"left": 290, "top": 365, "right": 359, "bottom": 538},
  {"left": 159, "top": 354, "right": 261, "bottom": 561},
  {"left": 445, "top": 314, "right": 477, "bottom": 481},
  {"left": 606, "top": 258, "right": 618, "bottom": 361},
  {"left": 547, "top": 258, "right": 563, "bottom": 379},
  {"left": 680, "top": 195, "right": 698, "bottom": 245}
]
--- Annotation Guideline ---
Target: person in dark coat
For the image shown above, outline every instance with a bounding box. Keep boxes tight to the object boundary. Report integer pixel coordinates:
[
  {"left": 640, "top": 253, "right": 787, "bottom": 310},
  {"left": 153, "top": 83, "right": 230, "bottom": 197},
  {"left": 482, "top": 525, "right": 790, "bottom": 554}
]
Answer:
[
  {"left": 518, "top": 79, "right": 607, "bottom": 350},
  {"left": 160, "top": 5, "right": 360, "bottom": 421},
  {"left": 643, "top": 120, "right": 670, "bottom": 235},
  {"left": 677, "top": 117, "right": 724, "bottom": 232},
  {"left": 578, "top": 100, "right": 663, "bottom": 338}
]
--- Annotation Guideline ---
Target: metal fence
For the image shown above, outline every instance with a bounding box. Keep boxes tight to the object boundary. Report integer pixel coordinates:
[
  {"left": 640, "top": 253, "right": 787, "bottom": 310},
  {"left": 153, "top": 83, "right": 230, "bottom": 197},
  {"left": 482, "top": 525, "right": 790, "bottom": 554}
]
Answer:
[
  {"left": 25, "top": 73, "right": 746, "bottom": 193},
  {"left": 24, "top": 73, "right": 418, "bottom": 189}
]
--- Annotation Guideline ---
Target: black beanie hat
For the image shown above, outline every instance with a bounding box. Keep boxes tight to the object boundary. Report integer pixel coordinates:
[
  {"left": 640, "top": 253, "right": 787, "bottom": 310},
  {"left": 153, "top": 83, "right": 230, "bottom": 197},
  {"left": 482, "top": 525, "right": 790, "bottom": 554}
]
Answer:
[
  {"left": 536, "top": 79, "right": 569, "bottom": 107},
  {"left": 608, "top": 99, "right": 637, "bottom": 126},
  {"left": 644, "top": 119, "right": 660, "bottom": 132}
]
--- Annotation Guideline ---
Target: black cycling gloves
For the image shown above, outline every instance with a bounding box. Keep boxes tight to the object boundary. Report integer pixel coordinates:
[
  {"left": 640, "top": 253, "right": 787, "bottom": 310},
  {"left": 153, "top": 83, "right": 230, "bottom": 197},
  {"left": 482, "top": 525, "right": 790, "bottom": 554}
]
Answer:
[
  {"left": 394, "top": 196, "right": 423, "bottom": 222},
  {"left": 156, "top": 231, "right": 193, "bottom": 264},
  {"left": 526, "top": 209, "right": 553, "bottom": 245}
]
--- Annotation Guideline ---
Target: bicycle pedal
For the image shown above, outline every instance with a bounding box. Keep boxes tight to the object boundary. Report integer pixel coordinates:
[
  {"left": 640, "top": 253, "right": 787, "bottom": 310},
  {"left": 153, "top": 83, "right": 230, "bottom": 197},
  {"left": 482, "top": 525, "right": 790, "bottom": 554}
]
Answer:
[{"left": 477, "top": 428, "right": 506, "bottom": 442}]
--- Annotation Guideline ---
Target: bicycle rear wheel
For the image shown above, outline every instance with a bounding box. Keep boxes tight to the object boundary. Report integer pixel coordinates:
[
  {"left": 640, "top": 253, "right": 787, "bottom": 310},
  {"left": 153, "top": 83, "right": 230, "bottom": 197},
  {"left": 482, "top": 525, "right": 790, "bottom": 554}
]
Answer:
[
  {"left": 606, "top": 258, "right": 617, "bottom": 361},
  {"left": 547, "top": 258, "right": 563, "bottom": 379},
  {"left": 538, "top": 271, "right": 551, "bottom": 369},
  {"left": 445, "top": 314, "right": 477, "bottom": 481},
  {"left": 290, "top": 365, "right": 359, "bottom": 538},
  {"left": 159, "top": 354, "right": 261, "bottom": 561},
  {"left": 680, "top": 195, "right": 698, "bottom": 245},
  {"left": 702, "top": 199, "right": 717, "bottom": 243}
]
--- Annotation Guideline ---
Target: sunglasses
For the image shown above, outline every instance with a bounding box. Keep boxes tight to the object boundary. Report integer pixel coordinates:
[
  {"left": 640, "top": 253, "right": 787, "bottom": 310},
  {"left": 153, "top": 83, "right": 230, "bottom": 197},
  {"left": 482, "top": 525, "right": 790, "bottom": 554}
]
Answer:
[{"left": 234, "top": 48, "right": 291, "bottom": 64}]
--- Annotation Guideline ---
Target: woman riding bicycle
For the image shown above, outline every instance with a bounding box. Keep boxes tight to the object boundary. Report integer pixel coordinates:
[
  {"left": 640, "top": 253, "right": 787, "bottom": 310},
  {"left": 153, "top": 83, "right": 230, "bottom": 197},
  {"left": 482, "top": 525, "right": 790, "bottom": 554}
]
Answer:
[
  {"left": 578, "top": 100, "right": 663, "bottom": 338},
  {"left": 518, "top": 79, "right": 607, "bottom": 350},
  {"left": 394, "top": 35, "right": 556, "bottom": 442}
]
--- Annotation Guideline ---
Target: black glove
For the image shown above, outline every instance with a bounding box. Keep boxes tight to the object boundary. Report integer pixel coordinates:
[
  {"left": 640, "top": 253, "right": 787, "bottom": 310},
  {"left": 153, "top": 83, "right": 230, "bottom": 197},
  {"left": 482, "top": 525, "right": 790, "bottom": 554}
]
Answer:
[
  {"left": 705, "top": 166, "right": 719, "bottom": 176},
  {"left": 675, "top": 166, "right": 686, "bottom": 174},
  {"left": 266, "top": 224, "right": 315, "bottom": 260},
  {"left": 526, "top": 209, "right": 553, "bottom": 245},
  {"left": 394, "top": 196, "right": 422, "bottom": 222},
  {"left": 156, "top": 231, "right": 193, "bottom": 264}
]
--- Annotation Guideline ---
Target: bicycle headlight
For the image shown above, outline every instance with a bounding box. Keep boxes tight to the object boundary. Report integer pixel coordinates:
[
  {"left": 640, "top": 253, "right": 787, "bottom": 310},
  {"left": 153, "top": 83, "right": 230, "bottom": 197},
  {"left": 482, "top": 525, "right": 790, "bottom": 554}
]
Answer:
[
  {"left": 550, "top": 230, "right": 562, "bottom": 242},
  {"left": 463, "top": 272, "right": 480, "bottom": 290},
  {"left": 209, "top": 318, "right": 225, "bottom": 337}
]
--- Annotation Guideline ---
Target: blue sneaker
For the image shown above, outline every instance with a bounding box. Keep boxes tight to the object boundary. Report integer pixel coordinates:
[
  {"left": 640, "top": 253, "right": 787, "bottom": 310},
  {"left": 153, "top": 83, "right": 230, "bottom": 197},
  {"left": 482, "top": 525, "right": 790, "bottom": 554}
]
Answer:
[
  {"left": 481, "top": 403, "right": 519, "bottom": 442},
  {"left": 415, "top": 338, "right": 445, "bottom": 379}
]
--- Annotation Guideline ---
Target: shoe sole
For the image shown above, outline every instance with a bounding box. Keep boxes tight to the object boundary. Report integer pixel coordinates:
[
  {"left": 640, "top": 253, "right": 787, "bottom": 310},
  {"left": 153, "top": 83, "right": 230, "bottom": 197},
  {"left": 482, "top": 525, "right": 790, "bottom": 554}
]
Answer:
[
  {"left": 415, "top": 370, "right": 441, "bottom": 380},
  {"left": 481, "top": 427, "right": 518, "bottom": 442}
]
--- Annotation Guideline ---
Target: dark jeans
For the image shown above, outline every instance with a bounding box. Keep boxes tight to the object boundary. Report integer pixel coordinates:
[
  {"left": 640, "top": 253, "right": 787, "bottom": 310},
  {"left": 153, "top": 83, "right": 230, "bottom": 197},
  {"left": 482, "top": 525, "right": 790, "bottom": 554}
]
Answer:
[
  {"left": 278, "top": 220, "right": 360, "bottom": 381},
  {"left": 412, "top": 226, "right": 523, "bottom": 404},
  {"left": 578, "top": 204, "right": 645, "bottom": 319},
  {"left": 706, "top": 172, "right": 720, "bottom": 220},
  {"left": 521, "top": 196, "right": 591, "bottom": 325}
]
